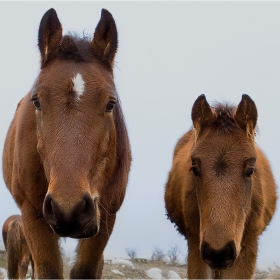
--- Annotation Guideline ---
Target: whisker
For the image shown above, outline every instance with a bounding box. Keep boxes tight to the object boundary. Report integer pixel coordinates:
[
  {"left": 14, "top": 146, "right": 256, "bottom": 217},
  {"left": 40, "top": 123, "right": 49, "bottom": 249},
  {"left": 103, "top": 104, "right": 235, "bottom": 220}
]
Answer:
[{"left": 98, "top": 202, "right": 116, "bottom": 217}]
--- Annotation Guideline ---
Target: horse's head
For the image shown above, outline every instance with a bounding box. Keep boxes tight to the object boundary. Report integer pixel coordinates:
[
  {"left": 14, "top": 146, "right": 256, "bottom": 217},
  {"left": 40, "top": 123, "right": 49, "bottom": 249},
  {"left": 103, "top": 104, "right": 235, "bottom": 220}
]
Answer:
[
  {"left": 190, "top": 94, "right": 257, "bottom": 270},
  {"left": 32, "top": 8, "right": 120, "bottom": 238}
]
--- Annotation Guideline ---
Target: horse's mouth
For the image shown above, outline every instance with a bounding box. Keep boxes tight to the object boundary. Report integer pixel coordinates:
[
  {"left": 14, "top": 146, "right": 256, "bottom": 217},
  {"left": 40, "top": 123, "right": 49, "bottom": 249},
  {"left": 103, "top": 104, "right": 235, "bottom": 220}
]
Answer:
[
  {"left": 76, "top": 221, "right": 100, "bottom": 239},
  {"left": 208, "top": 261, "right": 235, "bottom": 271},
  {"left": 49, "top": 220, "right": 99, "bottom": 239}
]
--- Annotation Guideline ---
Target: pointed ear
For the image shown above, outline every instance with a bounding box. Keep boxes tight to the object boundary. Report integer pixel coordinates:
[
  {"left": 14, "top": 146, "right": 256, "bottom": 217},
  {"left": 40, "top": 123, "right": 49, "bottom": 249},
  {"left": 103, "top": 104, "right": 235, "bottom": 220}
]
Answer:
[
  {"left": 235, "top": 94, "right": 258, "bottom": 138},
  {"left": 91, "top": 9, "right": 118, "bottom": 68},
  {"left": 38, "top": 8, "right": 62, "bottom": 67},
  {"left": 191, "top": 94, "right": 214, "bottom": 135}
]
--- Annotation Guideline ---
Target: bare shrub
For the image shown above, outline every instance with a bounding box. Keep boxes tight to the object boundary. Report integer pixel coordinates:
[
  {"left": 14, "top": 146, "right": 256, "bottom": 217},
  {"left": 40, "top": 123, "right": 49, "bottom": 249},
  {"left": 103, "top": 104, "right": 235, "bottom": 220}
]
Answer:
[
  {"left": 151, "top": 247, "right": 165, "bottom": 261},
  {"left": 126, "top": 248, "right": 137, "bottom": 260},
  {"left": 167, "top": 245, "right": 180, "bottom": 263}
]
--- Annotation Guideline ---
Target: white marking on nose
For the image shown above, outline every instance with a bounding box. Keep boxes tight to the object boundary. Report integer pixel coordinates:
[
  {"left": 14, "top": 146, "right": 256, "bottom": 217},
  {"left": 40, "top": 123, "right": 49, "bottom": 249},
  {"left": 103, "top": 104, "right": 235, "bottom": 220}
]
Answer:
[{"left": 72, "top": 73, "right": 85, "bottom": 99}]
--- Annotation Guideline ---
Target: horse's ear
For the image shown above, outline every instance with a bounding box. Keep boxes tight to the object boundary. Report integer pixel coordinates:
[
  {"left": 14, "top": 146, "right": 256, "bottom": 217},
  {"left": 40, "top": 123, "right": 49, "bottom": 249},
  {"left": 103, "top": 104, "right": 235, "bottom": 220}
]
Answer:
[
  {"left": 38, "top": 8, "right": 62, "bottom": 67},
  {"left": 91, "top": 9, "right": 118, "bottom": 68},
  {"left": 191, "top": 94, "right": 214, "bottom": 135},
  {"left": 235, "top": 94, "right": 258, "bottom": 138}
]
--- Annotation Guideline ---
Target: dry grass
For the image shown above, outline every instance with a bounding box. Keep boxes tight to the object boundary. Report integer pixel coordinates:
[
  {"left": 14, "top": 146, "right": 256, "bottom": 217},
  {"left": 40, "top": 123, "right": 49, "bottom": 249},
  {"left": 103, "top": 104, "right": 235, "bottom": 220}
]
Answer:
[
  {"left": 102, "top": 259, "right": 187, "bottom": 279},
  {"left": 62, "top": 257, "right": 187, "bottom": 279},
  {"left": 255, "top": 267, "right": 280, "bottom": 279},
  {"left": 1, "top": 250, "right": 280, "bottom": 279},
  {"left": 0, "top": 251, "right": 6, "bottom": 270},
  {"left": 64, "top": 257, "right": 280, "bottom": 279}
]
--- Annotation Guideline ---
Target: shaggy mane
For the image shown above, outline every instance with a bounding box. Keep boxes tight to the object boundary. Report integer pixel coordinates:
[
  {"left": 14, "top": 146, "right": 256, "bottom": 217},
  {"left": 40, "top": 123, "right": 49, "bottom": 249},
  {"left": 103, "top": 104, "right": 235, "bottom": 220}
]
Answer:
[
  {"left": 210, "top": 102, "right": 239, "bottom": 133},
  {"left": 56, "top": 33, "right": 96, "bottom": 62}
]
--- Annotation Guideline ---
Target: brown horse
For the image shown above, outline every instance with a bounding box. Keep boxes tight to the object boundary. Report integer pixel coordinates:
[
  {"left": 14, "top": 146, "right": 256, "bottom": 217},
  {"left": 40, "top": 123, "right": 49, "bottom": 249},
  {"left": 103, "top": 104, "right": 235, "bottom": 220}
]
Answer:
[
  {"left": 2, "top": 215, "right": 34, "bottom": 279},
  {"left": 2, "top": 8, "right": 131, "bottom": 279},
  {"left": 165, "top": 94, "right": 277, "bottom": 279}
]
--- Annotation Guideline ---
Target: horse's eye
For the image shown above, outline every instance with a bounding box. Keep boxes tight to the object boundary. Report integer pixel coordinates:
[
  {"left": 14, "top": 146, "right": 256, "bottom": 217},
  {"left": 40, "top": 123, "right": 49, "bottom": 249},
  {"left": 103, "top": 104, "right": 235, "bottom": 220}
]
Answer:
[
  {"left": 245, "top": 167, "right": 255, "bottom": 178},
  {"left": 105, "top": 101, "right": 116, "bottom": 112},
  {"left": 32, "top": 97, "right": 41, "bottom": 110},
  {"left": 190, "top": 166, "right": 200, "bottom": 177}
]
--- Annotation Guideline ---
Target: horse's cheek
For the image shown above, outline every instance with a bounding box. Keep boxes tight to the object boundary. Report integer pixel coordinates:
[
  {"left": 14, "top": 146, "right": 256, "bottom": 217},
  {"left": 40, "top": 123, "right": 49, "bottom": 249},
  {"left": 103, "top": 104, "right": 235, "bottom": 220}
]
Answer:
[
  {"left": 183, "top": 177, "right": 200, "bottom": 234},
  {"left": 35, "top": 131, "right": 51, "bottom": 178}
]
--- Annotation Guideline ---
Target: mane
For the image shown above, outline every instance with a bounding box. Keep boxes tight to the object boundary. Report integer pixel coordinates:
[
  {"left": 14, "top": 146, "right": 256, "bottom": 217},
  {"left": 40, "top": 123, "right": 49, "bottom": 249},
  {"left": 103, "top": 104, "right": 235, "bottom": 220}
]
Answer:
[
  {"left": 210, "top": 102, "right": 239, "bottom": 133},
  {"left": 55, "top": 32, "right": 96, "bottom": 63}
]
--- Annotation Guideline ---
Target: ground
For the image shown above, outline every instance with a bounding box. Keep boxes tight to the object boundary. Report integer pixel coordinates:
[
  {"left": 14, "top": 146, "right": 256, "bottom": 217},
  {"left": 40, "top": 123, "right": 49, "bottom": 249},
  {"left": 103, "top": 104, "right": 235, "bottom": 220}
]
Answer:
[{"left": 0, "top": 250, "right": 279, "bottom": 279}]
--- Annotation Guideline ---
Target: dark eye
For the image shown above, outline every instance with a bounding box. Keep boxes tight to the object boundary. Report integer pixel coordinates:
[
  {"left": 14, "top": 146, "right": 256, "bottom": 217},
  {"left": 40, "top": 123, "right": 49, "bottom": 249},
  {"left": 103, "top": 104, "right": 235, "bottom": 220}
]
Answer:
[
  {"left": 245, "top": 167, "right": 255, "bottom": 178},
  {"left": 190, "top": 166, "right": 200, "bottom": 177},
  {"left": 105, "top": 100, "right": 116, "bottom": 112},
  {"left": 32, "top": 97, "right": 41, "bottom": 110}
]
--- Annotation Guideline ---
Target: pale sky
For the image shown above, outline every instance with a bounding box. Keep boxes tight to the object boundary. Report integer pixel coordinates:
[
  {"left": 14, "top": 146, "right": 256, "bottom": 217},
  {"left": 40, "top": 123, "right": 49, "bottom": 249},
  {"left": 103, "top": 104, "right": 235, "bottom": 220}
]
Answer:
[{"left": 0, "top": 1, "right": 280, "bottom": 270}]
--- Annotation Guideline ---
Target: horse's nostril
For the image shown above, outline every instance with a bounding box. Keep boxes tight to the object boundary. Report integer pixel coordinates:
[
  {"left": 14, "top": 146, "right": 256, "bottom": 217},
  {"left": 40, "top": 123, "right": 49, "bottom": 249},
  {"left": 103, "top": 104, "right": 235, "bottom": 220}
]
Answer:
[
  {"left": 224, "top": 241, "right": 236, "bottom": 266},
  {"left": 79, "top": 193, "right": 95, "bottom": 225},
  {"left": 228, "top": 244, "right": 234, "bottom": 258},
  {"left": 83, "top": 193, "right": 94, "bottom": 212},
  {"left": 43, "top": 194, "right": 57, "bottom": 226},
  {"left": 43, "top": 194, "right": 52, "bottom": 214},
  {"left": 201, "top": 241, "right": 212, "bottom": 265}
]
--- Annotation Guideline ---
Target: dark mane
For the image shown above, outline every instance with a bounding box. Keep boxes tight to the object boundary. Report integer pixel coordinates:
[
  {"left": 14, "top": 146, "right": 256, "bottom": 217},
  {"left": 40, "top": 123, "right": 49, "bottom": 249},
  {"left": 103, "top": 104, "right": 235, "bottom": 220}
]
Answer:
[
  {"left": 210, "top": 102, "right": 239, "bottom": 133},
  {"left": 55, "top": 33, "right": 95, "bottom": 62}
]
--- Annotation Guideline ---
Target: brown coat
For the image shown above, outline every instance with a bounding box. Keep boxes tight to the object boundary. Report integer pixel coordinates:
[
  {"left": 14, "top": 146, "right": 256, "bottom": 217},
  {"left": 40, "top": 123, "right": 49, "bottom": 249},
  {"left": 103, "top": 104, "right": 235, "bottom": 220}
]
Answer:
[
  {"left": 2, "top": 215, "right": 33, "bottom": 279},
  {"left": 2, "top": 8, "right": 131, "bottom": 279},
  {"left": 165, "top": 94, "right": 277, "bottom": 279}
]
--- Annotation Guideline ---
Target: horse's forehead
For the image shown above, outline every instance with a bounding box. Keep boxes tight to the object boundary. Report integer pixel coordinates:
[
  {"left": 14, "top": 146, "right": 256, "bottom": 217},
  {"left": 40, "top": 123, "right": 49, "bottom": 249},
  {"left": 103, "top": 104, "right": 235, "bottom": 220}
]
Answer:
[
  {"left": 40, "top": 60, "right": 112, "bottom": 83},
  {"left": 36, "top": 61, "right": 114, "bottom": 95},
  {"left": 194, "top": 132, "right": 255, "bottom": 161}
]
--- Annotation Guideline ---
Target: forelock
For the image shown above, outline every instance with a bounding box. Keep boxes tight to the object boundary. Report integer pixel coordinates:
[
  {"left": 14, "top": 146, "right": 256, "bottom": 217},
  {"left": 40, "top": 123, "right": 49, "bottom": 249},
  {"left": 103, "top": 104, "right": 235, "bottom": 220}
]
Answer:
[
  {"left": 57, "top": 32, "right": 95, "bottom": 62},
  {"left": 211, "top": 102, "right": 238, "bottom": 133}
]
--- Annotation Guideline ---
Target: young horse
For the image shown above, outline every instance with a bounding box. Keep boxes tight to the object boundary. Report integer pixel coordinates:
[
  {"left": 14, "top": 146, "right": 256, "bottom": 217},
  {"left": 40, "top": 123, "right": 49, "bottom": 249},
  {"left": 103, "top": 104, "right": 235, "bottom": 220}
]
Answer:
[
  {"left": 2, "top": 8, "right": 131, "bottom": 279},
  {"left": 165, "top": 94, "right": 277, "bottom": 279},
  {"left": 2, "top": 215, "right": 33, "bottom": 279}
]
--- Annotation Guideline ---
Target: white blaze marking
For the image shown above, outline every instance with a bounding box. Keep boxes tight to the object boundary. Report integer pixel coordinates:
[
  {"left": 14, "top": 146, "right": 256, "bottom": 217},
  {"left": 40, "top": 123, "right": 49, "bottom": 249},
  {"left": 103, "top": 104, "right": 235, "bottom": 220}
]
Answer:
[{"left": 72, "top": 73, "right": 85, "bottom": 99}]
